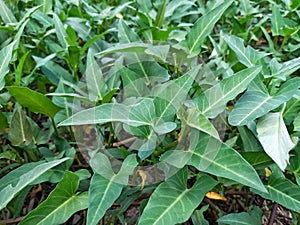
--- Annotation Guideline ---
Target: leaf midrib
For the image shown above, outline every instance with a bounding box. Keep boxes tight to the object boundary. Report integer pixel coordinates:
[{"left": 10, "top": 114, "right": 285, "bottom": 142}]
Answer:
[
  {"left": 36, "top": 193, "right": 80, "bottom": 225},
  {"left": 121, "top": 22, "right": 150, "bottom": 84},
  {"left": 202, "top": 67, "right": 259, "bottom": 115},
  {"left": 267, "top": 184, "right": 300, "bottom": 211},
  {"left": 18, "top": 110, "right": 27, "bottom": 142},
  {"left": 89, "top": 176, "right": 116, "bottom": 225},
  {"left": 0, "top": 1, "right": 15, "bottom": 24},
  {"left": 235, "top": 94, "right": 272, "bottom": 125},
  {"left": 229, "top": 39, "right": 253, "bottom": 67},
  {"left": 0, "top": 44, "right": 13, "bottom": 77},
  {"left": 152, "top": 189, "right": 189, "bottom": 225},
  {"left": 192, "top": 150, "right": 264, "bottom": 191},
  {"left": 190, "top": 12, "right": 220, "bottom": 53}
]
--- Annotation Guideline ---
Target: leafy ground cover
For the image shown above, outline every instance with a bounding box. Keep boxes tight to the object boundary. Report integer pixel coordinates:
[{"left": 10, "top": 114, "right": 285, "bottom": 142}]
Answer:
[{"left": 0, "top": 0, "right": 300, "bottom": 224}]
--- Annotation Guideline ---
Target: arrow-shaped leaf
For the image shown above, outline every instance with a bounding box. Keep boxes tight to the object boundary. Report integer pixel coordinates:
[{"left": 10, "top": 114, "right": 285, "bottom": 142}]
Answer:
[
  {"left": 184, "top": 107, "right": 220, "bottom": 139},
  {"left": 217, "top": 206, "right": 262, "bottom": 225},
  {"left": 87, "top": 174, "right": 123, "bottom": 225},
  {"left": 229, "top": 77, "right": 300, "bottom": 126},
  {"left": 188, "top": 131, "right": 267, "bottom": 192},
  {"left": 257, "top": 112, "right": 295, "bottom": 171},
  {"left": 117, "top": 20, "right": 154, "bottom": 84},
  {"left": 19, "top": 171, "right": 88, "bottom": 225},
  {"left": 182, "top": 1, "right": 233, "bottom": 55},
  {"left": 86, "top": 49, "right": 106, "bottom": 101},
  {"left": 138, "top": 167, "right": 217, "bottom": 225},
  {"left": 87, "top": 154, "right": 137, "bottom": 225},
  {"left": 195, "top": 66, "right": 261, "bottom": 118},
  {"left": 8, "top": 108, "right": 33, "bottom": 146},
  {"left": 224, "top": 35, "right": 268, "bottom": 67},
  {"left": 270, "top": 57, "right": 300, "bottom": 80},
  {"left": 153, "top": 65, "right": 200, "bottom": 122},
  {"left": 59, "top": 98, "right": 155, "bottom": 127},
  {"left": 253, "top": 166, "right": 300, "bottom": 213},
  {"left": 0, "top": 158, "right": 69, "bottom": 210}
]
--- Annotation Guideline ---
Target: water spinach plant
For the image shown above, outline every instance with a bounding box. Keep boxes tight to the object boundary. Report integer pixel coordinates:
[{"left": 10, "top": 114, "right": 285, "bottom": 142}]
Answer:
[{"left": 0, "top": 0, "right": 300, "bottom": 224}]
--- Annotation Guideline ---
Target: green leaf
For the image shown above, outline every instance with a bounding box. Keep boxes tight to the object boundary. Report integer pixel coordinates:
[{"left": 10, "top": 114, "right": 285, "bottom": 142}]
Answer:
[
  {"left": 0, "top": 0, "right": 17, "bottom": 24},
  {"left": 59, "top": 98, "right": 155, "bottom": 127},
  {"left": 117, "top": 20, "right": 170, "bottom": 84},
  {"left": 256, "top": 112, "right": 295, "bottom": 171},
  {"left": 237, "top": 126, "right": 263, "bottom": 152},
  {"left": 7, "top": 186, "right": 32, "bottom": 218},
  {"left": 96, "top": 43, "right": 149, "bottom": 56},
  {"left": 188, "top": 131, "right": 267, "bottom": 192},
  {"left": 283, "top": 97, "right": 300, "bottom": 125},
  {"left": 224, "top": 35, "right": 268, "bottom": 67},
  {"left": 138, "top": 168, "right": 217, "bottom": 225},
  {"left": 33, "top": 53, "right": 56, "bottom": 68},
  {"left": 0, "top": 41, "right": 16, "bottom": 91},
  {"left": 0, "top": 158, "right": 69, "bottom": 210},
  {"left": 86, "top": 49, "right": 106, "bottom": 101},
  {"left": 19, "top": 171, "right": 88, "bottom": 225},
  {"left": 16, "top": 5, "right": 42, "bottom": 31},
  {"left": 286, "top": 149, "right": 300, "bottom": 185},
  {"left": 53, "top": 13, "right": 68, "bottom": 48},
  {"left": 8, "top": 108, "right": 33, "bottom": 146},
  {"left": 87, "top": 154, "right": 138, "bottom": 224},
  {"left": 154, "top": 0, "right": 168, "bottom": 28},
  {"left": 271, "top": 4, "right": 284, "bottom": 36},
  {"left": 136, "top": 132, "right": 158, "bottom": 159},
  {"left": 6, "top": 87, "right": 62, "bottom": 118},
  {"left": 229, "top": 77, "right": 300, "bottom": 126},
  {"left": 36, "top": 0, "right": 52, "bottom": 14},
  {"left": 128, "top": 61, "right": 170, "bottom": 84},
  {"left": 119, "top": 20, "right": 166, "bottom": 84},
  {"left": 217, "top": 206, "right": 262, "bottom": 225},
  {"left": 33, "top": 57, "right": 75, "bottom": 85},
  {"left": 14, "top": 51, "right": 30, "bottom": 86},
  {"left": 0, "top": 161, "right": 43, "bottom": 192},
  {"left": 270, "top": 57, "right": 300, "bottom": 80},
  {"left": 118, "top": 19, "right": 140, "bottom": 43},
  {"left": 229, "top": 90, "right": 274, "bottom": 126},
  {"left": 87, "top": 174, "right": 123, "bottom": 225},
  {"left": 0, "top": 111, "right": 8, "bottom": 132},
  {"left": 153, "top": 66, "right": 200, "bottom": 122},
  {"left": 241, "top": 152, "right": 273, "bottom": 170},
  {"left": 80, "top": 30, "right": 112, "bottom": 55},
  {"left": 184, "top": 107, "right": 220, "bottom": 139},
  {"left": 183, "top": 1, "right": 233, "bottom": 55},
  {"left": 294, "top": 114, "right": 300, "bottom": 131},
  {"left": 120, "top": 67, "right": 149, "bottom": 97},
  {"left": 195, "top": 66, "right": 261, "bottom": 118},
  {"left": 191, "top": 205, "right": 210, "bottom": 225},
  {"left": 253, "top": 167, "right": 300, "bottom": 213}
]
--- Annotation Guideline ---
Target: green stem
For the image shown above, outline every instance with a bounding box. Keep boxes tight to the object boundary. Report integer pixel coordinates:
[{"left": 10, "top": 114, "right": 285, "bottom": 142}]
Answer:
[
  {"left": 107, "top": 123, "right": 115, "bottom": 147},
  {"left": 153, "top": 140, "right": 178, "bottom": 157},
  {"left": 23, "top": 146, "right": 40, "bottom": 162},
  {"left": 279, "top": 36, "right": 289, "bottom": 52},
  {"left": 51, "top": 118, "right": 59, "bottom": 137}
]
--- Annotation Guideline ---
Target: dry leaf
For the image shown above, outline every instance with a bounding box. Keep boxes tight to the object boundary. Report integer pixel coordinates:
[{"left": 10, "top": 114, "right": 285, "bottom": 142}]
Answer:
[{"left": 206, "top": 192, "right": 227, "bottom": 201}]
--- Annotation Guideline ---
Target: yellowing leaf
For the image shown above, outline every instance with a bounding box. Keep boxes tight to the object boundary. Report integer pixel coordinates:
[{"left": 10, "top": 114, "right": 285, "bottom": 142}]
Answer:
[
  {"left": 137, "top": 169, "right": 147, "bottom": 190},
  {"left": 265, "top": 167, "right": 272, "bottom": 177},
  {"left": 206, "top": 192, "right": 227, "bottom": 201}
]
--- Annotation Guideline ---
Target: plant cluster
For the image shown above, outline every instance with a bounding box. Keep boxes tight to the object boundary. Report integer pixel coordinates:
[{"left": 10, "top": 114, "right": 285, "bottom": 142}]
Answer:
[{"left": 0, "top": 0, "right": 300, "bottom": 224}]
